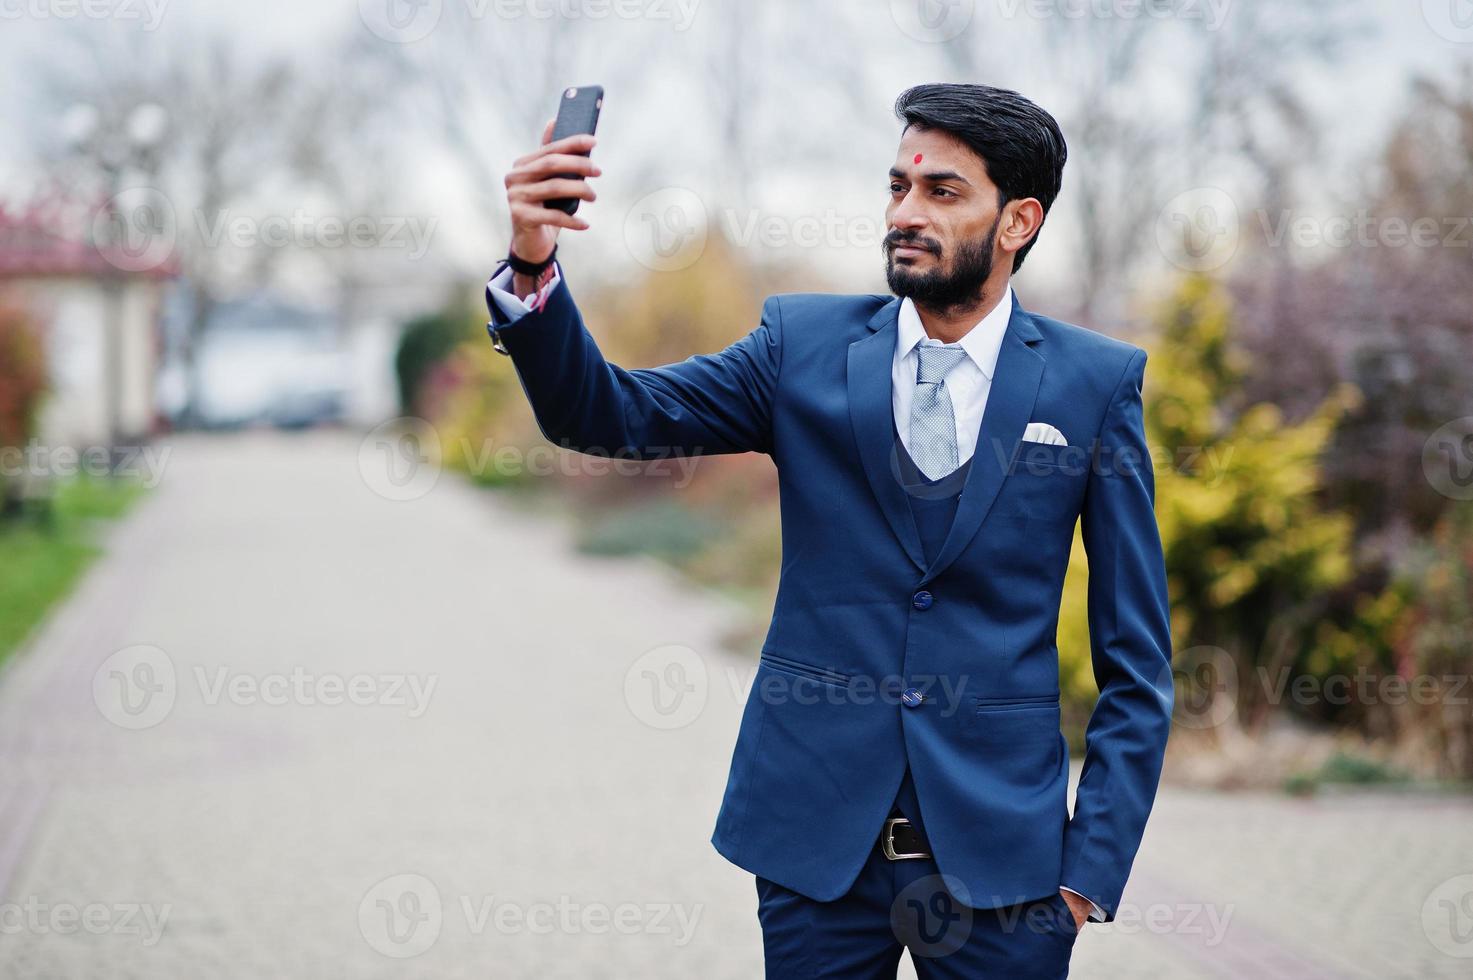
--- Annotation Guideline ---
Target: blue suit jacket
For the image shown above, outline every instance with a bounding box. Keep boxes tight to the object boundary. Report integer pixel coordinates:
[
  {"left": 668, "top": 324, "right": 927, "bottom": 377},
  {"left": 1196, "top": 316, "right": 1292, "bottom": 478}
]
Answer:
[{"left": 487, "top": 265, "right": 1173, "bottom": 920}]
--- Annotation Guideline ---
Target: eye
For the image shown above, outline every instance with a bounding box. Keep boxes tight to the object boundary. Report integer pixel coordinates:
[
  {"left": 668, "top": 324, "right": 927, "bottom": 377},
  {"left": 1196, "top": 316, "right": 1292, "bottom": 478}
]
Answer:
[
  {"left": 890, "top": 182, "right": 906, "bottom": 194},
  {"left": 933, "top": 187, "right": 956, "bottom": 198}
]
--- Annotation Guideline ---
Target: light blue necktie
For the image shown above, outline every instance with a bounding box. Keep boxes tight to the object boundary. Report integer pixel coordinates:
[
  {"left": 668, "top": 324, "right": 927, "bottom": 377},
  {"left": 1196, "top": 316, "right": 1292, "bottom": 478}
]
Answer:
[{"left": 908, "top": 343, "right": 970, "bottom": 480}]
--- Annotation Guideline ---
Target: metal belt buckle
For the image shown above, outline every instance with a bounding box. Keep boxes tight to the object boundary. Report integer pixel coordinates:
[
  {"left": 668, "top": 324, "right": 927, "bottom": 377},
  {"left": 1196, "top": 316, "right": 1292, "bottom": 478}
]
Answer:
[{"left": 882, "top": 817, "right": 930, "bottom": 860}]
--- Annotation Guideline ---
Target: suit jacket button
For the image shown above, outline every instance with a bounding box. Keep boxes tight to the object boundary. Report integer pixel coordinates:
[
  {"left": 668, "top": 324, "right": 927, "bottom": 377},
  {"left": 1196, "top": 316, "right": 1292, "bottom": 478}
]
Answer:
[
  {"left": 912, "top": 590, "right": 934, "bottom": 611},
  {"left": 902, "top": 688, "right": 924, "bottom": 708}
]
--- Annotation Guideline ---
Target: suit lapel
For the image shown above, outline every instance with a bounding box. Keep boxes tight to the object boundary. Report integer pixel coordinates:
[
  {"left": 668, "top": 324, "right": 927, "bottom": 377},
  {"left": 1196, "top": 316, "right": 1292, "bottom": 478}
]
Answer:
[
  {"left": 848, "top": 299, "right": 927, "bottom": 574},
  {"left": 921, "top": 298, "right": 1045, "bottom": 585}
]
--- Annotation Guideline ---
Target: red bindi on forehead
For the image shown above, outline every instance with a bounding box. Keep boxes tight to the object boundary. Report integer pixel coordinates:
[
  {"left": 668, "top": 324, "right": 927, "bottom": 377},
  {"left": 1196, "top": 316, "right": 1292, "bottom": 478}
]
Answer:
[{"left": 914, "top": 153, "right": 923, "bottom": 164}]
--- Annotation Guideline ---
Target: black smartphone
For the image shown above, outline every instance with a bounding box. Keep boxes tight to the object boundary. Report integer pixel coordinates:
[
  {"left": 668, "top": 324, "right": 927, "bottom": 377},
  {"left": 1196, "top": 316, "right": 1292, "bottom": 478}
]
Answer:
[{"left": 545, "top": 85, "right": 603, "bottom": 215}]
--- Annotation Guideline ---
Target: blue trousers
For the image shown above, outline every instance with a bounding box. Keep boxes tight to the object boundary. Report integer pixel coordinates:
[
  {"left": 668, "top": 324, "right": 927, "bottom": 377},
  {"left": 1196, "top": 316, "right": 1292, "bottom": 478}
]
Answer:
[{"left": 755, "top": 836, "right": 1078, "bottom": 979}]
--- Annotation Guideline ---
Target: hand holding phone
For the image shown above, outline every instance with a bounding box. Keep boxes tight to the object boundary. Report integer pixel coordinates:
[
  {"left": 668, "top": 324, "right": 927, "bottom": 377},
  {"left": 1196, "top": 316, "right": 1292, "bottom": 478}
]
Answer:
[
  {"left": 545, "top": 85, "right": 603, "bottom": 215},
  {"left": 504, "top": 85, "right": 604, "bottom": 266}
]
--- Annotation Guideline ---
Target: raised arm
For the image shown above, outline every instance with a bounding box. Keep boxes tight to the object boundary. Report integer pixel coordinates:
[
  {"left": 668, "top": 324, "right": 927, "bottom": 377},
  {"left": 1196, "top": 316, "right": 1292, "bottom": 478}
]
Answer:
[{"left": 487, "top": 263, "right": 782, "bottom": 458}]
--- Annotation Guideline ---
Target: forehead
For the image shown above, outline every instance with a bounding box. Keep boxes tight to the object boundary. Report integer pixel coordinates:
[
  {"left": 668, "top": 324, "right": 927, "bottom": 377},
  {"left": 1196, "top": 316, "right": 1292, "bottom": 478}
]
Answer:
[{"left": 893, "top": 125, "right": 991, "bottom": 182}]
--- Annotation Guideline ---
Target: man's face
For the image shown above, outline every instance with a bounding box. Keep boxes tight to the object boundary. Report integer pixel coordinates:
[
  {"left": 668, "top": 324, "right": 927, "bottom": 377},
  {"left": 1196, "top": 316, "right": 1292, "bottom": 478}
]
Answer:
[{"left": 884, "top": 125, "right": 1004, "bottom": 310}]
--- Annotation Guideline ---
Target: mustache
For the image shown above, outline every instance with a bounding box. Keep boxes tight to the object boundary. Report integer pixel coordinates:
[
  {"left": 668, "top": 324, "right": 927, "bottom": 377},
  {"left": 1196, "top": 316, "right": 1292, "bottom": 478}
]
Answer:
[{"left": 884, "top": 232, "right": 942, "bottom": 255}]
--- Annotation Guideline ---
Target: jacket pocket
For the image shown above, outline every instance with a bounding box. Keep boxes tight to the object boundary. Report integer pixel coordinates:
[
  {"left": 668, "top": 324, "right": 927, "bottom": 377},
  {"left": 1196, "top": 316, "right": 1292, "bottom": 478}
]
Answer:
[
  {"left": 758, "top": 651, "right": 851, "bottom": 688},
  {"left": 967, "top": 697, "right": 1061, "bottom": 744},
  {"left": 974, "top": 694, "right": 1061, "bottom": 711}
]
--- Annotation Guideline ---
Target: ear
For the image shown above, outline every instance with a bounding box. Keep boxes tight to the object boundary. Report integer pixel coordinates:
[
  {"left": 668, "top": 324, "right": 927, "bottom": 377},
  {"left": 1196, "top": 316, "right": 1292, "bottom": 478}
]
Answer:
[{"left": 997, "top": 198, "right": 1045, "bottom": 261}]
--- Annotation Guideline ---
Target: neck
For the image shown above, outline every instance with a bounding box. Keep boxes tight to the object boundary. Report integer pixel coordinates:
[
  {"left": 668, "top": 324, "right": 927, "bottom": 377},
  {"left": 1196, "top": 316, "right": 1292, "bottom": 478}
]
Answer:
[{"left": 914, "top": 275, "right": 1010, "bottom": 344}]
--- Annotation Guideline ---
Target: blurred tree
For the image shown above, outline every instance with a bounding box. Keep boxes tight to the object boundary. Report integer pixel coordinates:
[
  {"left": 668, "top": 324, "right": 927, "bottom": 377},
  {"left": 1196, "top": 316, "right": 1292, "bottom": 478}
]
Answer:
[
  {"left": 1149, "top": 275, "right": 1356, "bottom": 734},
  {"left": 1231, "top": 66, "right": 1473, "bottom": 554},
  {"left": 1058, "top": 275, "right": 1356, "bottom": 741},
  {"left": 394, "top": 302, "right": 483, "bottom": 419},
  {"left": 0, "top": 301, "right": 48, "bottom": 517},
  {"left": 40, "top": 31, "right": 307, "bottom": 426}
]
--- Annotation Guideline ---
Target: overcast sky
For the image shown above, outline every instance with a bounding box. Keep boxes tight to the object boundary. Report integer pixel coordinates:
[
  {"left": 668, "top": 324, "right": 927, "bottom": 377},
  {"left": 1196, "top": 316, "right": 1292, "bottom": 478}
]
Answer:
[{"left": 1, "top": 0, "right": 1468, "bottom": 302}]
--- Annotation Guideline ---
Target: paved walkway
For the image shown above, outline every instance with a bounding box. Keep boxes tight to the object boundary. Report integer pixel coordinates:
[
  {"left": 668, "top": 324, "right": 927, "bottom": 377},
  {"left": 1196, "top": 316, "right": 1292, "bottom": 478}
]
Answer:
[{"left": 0, "top": 431, "right": 1468, "bottom": 978}]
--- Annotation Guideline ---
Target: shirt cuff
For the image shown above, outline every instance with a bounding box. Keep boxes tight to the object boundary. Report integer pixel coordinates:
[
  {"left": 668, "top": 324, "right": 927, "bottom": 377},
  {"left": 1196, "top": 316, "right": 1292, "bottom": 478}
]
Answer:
[
  {"left": 1060, "top": 886, "right": 1106, "bottom": 922},
  {"left": 486, "top": 260, "right": 562, "bottom": 323}
]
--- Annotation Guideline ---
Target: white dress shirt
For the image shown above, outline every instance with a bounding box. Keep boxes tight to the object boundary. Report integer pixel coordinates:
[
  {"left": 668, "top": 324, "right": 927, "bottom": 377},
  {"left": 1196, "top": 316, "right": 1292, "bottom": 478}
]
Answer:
[
  {"left": 487, "top": 261, "right": 563, "bottom": 320},
  {"left": 485, "top": 262, "right": 1104, "bottom": 924},
  {"left": 891, "top": 285, "right": 1013, "bottom": 472}
]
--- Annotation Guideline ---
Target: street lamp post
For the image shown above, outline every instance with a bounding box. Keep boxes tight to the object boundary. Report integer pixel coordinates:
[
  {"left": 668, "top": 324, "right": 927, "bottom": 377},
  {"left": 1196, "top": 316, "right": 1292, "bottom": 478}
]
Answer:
[{"left": 63, "top": 102, "right": 167, "bottom": 469}]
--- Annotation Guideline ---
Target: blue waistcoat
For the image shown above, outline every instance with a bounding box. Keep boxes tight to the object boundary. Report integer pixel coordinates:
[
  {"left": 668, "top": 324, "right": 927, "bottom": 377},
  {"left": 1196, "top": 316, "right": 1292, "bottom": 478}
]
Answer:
[{"left": 891, "top": 413, "right": 973, "bottom": 826}]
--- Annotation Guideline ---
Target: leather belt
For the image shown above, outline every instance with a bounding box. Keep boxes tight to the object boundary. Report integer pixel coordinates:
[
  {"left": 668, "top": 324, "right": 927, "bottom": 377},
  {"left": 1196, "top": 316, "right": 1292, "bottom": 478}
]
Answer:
[{"left": 881, "top": 817, "right": 931, "bottom": 860}]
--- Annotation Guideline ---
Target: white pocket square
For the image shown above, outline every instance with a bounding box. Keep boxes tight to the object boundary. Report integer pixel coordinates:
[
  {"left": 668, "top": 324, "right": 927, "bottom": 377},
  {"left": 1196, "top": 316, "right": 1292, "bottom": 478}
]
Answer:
[{"left": 1022, "top": 421, "right": 1068, "bottom": 446}]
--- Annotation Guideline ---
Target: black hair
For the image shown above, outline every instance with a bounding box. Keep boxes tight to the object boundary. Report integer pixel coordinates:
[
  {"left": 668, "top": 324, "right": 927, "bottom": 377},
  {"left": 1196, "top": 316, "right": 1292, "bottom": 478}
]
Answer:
[{"left": 893, "top": 83, "right": 1067, "bottom": 272}]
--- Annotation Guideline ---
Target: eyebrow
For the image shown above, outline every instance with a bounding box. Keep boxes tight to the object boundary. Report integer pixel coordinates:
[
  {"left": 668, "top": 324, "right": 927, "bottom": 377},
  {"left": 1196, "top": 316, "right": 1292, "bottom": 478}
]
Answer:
[{"left": 889, "top": 166, "right": 973, "bottom": 187}]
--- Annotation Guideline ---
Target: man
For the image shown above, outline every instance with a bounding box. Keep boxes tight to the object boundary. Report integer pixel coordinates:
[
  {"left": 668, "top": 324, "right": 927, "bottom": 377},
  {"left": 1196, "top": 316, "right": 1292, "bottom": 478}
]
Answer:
[{"left": 484, "top": 83, "right": 1173, "bottom": 978}]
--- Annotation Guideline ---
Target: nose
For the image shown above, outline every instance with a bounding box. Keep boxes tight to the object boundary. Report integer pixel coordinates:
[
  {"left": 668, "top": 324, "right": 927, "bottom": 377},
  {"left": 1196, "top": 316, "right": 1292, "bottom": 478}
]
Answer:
[{"left": 889, "top": 188, "right": 929, "bottom": 237}]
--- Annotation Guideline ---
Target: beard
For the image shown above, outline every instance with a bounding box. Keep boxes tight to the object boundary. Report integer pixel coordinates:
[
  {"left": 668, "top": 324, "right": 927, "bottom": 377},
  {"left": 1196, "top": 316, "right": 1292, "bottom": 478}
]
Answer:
[{"left": 884, "top": 215, "right": 1001, "bottom": 316}]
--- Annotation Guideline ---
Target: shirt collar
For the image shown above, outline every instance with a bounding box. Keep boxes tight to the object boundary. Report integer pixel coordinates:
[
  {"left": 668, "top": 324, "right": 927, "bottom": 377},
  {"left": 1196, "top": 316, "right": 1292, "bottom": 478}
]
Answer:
[{"left": 896, "top": 284, "right": 1014, "bottom": 381}]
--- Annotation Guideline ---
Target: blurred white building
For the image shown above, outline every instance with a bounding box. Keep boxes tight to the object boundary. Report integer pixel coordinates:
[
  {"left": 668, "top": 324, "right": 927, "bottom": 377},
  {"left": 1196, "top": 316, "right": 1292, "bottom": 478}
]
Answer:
[{"left": 0, "top": 199, "right": 173, "bottom": 448}]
